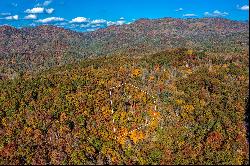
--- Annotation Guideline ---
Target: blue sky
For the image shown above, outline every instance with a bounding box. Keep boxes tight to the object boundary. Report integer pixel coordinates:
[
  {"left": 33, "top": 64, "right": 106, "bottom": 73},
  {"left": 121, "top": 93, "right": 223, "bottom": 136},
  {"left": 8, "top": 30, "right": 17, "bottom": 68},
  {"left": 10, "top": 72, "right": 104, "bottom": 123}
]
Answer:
[{"left": 0, "top": 0, "right": 249, "bottom": 32}]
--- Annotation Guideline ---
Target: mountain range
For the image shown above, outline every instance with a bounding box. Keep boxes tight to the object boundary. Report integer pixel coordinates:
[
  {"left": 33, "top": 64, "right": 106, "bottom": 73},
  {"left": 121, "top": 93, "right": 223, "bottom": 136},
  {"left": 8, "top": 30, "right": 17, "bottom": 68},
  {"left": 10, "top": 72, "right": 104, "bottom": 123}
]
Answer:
[{"left": 0, "top": 17, "right": 249, "bottom": 78}]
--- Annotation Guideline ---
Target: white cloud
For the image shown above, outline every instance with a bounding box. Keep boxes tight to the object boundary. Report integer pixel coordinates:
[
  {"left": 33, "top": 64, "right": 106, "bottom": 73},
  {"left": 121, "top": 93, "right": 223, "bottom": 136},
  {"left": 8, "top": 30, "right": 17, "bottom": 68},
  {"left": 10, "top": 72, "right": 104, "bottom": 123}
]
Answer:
[
  {"left": 91, "top": 19, "right": 107, "bottom": 24},
  {"left": 80, "top": 24, "right": 91, "bottom": 28},
  {"left": 238, "top": 5, "right": 249, "bottom": 11},
  {"left": 204, "top": 10, "right": 229, "bottom": 17},
  {"left": 183, "top": 13, "right": 197, "bottom": 17},
  {"left": 107, "top": 20, "right": 126, "bottom": 26},
  {"left": 24, "top": 14, "right": 37, "bottom": 20},
  {"left": 204, "top": 12, "right": 210, "bottom": 16},
  {"left": 120, "top": 17, "right": 125, "bottom": 20},
  {"left": 43, "top": 0, "right": 52, "bottom": 6},
  {"left": 86, "top": 28, "right": 98, "bottom": 32},
  {"left": 175, "top": 8, "right": 183, "bottom": 12},
  {"left": 5, "top": 15, "right": 19, "bottom": 20},
  {"left": 36, "top": 0, "right": 52, "bottom": 7},
  {"left": 70, "top": 17, "right": 88, "bottom": 23},
  {"left": 107, "top": 21, "right": 115, "bottom": 26},
  {"left": 91, "top": 24, "right": 101, "bottom": 28},
  {"left": 46, "top": 8, "right": 54, "bottom": 14},
  {"left": 116, "top": 20, "right": 125, "bottom": 25},
  {"left": 25, "top": 7, "right": 44, "bottom": 14},
  {"left": 37, "top": 17, "right": 64, "bottom": 23}
]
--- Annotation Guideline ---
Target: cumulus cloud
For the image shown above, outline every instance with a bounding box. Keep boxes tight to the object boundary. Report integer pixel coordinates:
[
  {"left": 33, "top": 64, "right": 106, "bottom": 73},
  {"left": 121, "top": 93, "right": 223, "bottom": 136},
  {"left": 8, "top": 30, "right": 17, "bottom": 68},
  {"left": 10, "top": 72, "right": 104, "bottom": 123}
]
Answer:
[
  {"left": 37, "top": 17, "right": 64, "bottom": 23},
  {"left": 237, "top": 5, "right": 249, "bottom": 11},
  {"left": 204, "top": 10, "right": 229, "bottom": 17},
  {"left": 183, "top": 13, "right": 197, "bottom": 17},
  {"left": 46, "top": 8, "right": 54, "bottom": 14},
  {"left": 5, "top": 15, "right": 19, "bottom": 20},
  {"left": 70, "top": 17, "right": 88, "bottom": 23},
  {"left": 175, "top": 8, "right": 183, "bottom": 12},
  {"left": 24, "top": 14, "right": 37, "bottom": 20},
  {"left": 91, "top": 19, "right": 107, "bottom": 24},
  {"left": 25, "top": 7, "right": 44, "bottom": 14}
]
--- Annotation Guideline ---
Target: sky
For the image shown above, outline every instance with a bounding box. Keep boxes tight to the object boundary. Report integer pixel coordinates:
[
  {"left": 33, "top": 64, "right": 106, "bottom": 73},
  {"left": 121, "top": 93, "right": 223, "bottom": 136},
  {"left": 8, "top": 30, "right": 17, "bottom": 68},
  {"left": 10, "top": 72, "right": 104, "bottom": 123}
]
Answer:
[{"left": 0, "top": 0, "right": 249, "bottom": 32}]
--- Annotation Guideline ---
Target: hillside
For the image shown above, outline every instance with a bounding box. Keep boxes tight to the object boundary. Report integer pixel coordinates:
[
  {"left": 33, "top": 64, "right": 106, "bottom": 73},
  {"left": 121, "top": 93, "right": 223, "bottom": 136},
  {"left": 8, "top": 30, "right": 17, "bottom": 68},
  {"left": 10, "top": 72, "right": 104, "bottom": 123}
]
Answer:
[
  {"left": 0, "top": 48, "right": 249, "bottom": 165},
  {"left": 0, "top": 18, "right": 249, "bottom": 79}
]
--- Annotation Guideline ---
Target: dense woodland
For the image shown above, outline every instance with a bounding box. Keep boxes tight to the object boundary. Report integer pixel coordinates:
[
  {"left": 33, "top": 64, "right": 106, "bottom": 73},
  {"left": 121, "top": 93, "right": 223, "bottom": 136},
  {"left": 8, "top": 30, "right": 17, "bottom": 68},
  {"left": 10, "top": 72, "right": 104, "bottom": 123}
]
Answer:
[{"left": 0, "top": 48, "right": 249, "bottom": 165}]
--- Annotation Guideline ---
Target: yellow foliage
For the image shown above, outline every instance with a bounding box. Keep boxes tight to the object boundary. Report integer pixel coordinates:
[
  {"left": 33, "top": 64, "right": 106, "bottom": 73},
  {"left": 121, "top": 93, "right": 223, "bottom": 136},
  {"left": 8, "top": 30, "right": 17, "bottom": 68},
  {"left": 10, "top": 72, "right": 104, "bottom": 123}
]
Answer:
[
  {"left": 1, "top": 117, "right": 7, "bottom": 127},
  {"left": 163, "top": 70, "right": 170, "bottom": 80},
  {"left": 149, "top": 75, "right": 155, "bottom": 81},
  {"left": 150, "top": 119, "right": 159, "bottom": 128},
  {"left": 119, "top": 127, "right": 129, "bottom": 137},
  {"left": 182, "top": 104, "right": 195, "bottom": 112},
  {"left": 25, "top": 127, "right": 32, "bottom": 135},
  {"left": 72, "top": 73, "right": 78, "bottom": 80},
  {"left": 178, "top": 140, "right": 185, "bottom": 148},
  {"left": 98, "top": 79, "right": 105, "bottom": 85},
  {"left": 132, "top": 68, "right": 142, "bottom": 77},
  {"left": 128, "top": 130, "right": 144, "bottom": 144},
  {"left": 142, "top": 95, "right": 147, "bottom": 103},
  {"left": 175, "top": 99, "right": 185, "bottom": 105},
  {"left": 117, "top": 136, "right": 126, "bottom": 145},
  {"left": 129, "top": 130, "right": 140, "bottom": 144},
  {"left": 186, "top": 49, "right": 193, "bottom": 55},
  {"left": 138, "top": 131, "right": 145, "bottom": 140},
  {"left": 149, "top": 110, "right": 160, "bottom": 118},
  {"left": 101, "top": 106, "right": 111, "bottom": 118},
  {"left": 222, "top": 64, "right": 229, "bottom": 68},
  {"left": 120, "top": 111, "right": 127, "bottom": 121}
]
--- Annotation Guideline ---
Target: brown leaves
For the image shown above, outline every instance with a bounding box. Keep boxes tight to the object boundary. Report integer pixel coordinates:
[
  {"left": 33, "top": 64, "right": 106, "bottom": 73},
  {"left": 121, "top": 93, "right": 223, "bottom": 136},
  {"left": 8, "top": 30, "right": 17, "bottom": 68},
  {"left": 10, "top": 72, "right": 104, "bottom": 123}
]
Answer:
[
  {"left": 206, "top": 131, "right": 223, "bottom": 150},
  {"left": 0, "top": 142, "right": 17, "bottom": 158}
]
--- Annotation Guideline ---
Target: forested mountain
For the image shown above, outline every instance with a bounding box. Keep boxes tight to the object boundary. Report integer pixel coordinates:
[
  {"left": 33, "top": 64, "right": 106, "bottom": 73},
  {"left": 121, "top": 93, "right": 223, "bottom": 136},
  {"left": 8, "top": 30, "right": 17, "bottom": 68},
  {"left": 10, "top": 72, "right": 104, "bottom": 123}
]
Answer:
[
  {"left": 0, "top": 49, "right": 249, "bottom": 165},
  {"left": 0, "top": 18, "right": 249, "bottom": 79},
  {"left": 0, "top": 17, "right": 249, "bottom": 165}
]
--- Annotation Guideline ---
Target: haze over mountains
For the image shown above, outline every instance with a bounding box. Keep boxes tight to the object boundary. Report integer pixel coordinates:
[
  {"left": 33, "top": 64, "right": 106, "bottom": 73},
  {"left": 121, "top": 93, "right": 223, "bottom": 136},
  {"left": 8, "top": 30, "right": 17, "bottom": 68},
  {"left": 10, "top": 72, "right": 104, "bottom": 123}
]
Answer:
[{"left": 0, "top": 17, "right": 249, "bottom": 78}]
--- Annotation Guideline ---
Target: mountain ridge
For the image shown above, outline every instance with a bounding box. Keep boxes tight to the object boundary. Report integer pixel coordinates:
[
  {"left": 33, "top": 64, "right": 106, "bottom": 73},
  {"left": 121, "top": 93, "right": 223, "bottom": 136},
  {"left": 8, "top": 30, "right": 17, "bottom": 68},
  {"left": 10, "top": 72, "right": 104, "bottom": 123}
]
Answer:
[{"left": 0, "top": 17, "right": 248, "bottom": 78}]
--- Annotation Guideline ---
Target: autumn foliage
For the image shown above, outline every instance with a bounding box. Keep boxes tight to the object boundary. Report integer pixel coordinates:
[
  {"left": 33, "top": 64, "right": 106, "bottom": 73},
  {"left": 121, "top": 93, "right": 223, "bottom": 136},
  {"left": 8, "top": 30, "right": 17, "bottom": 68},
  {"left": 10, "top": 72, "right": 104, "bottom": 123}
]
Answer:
[{"left": 0, "top": 48, "right": 249, "bottom": 165}]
